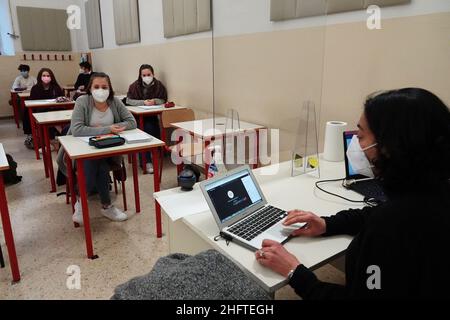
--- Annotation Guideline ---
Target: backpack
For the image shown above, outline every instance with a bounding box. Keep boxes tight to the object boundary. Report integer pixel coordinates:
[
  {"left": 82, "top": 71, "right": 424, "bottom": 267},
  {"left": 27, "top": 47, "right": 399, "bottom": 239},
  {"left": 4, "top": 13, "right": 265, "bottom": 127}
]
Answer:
[{"left": 3, "top": 154, "right": 22, "bottom": 185}]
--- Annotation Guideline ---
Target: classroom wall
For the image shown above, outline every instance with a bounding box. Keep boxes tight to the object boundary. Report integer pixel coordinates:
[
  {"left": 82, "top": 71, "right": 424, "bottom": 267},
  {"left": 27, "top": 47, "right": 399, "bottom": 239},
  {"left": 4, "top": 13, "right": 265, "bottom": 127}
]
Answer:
[
  {"left": 89, "top": 0, "right": 450, "bottom": 154},
  {"left": 2, "top": 0, "right": 449, "bottom": 159}
]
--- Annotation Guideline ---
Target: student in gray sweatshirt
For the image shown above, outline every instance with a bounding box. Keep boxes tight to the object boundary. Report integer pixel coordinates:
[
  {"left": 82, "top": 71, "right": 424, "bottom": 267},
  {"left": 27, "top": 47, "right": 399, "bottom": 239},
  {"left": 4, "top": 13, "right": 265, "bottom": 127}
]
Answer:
[{"left": 57, "top": 72, "right": 137, "bottom": 224}]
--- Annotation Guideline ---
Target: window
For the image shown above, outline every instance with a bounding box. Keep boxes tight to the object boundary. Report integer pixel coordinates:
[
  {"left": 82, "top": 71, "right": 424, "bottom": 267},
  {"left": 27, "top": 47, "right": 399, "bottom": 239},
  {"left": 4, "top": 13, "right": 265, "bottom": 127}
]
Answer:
[
  {"left": 162, "top": 0, "right": 211, "bottom": 38},
  {"left": 85, "top": 0, "right": 103, "bottom": 49},
  {"left": 113, "top": 0, "right": 140, "bottom": 45},
  {"left": 17, "top": 6, "right": 72, "bottom": 51}
]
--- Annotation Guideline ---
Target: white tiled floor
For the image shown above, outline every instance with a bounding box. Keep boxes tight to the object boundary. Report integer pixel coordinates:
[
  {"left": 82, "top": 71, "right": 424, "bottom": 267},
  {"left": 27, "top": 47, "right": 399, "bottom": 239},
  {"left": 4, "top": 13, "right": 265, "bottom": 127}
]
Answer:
[{"left": 0, "top": 119, "right": 344, "bottom": 299}]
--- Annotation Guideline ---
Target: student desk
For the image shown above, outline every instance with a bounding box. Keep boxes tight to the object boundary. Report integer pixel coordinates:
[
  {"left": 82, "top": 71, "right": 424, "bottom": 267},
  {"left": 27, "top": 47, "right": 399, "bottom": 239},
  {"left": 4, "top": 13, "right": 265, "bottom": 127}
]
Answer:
[
  {"left": 171, "top": 117, "right": 265, "bottom": 177},
  {"left": 126, "top": 105, "right": 187, "bottom": 174},
  {"left": 0, "top": 143, "right": 20, "bottom": 283},
  {"left": 154, "top": 158, "right": 365, "bottom": 293},
  {"left": 10, "top": 90, "right": 29, "bottom": 128},
  {"left": 33, "top": 110, "right": 73, "bottom": 193},
  {"left": 59, "top": 129, "right": 165, "bottom": 259},
  {"left": 25, "top": 100, "right": 75, "bottom": 161}
]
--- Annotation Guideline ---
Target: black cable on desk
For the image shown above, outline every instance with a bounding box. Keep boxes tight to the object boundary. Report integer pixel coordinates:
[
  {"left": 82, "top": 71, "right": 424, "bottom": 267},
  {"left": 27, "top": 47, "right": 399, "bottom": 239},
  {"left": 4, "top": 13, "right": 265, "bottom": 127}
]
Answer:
[{"left": 315, "top": 178, "right": 378, "bottom": 207}]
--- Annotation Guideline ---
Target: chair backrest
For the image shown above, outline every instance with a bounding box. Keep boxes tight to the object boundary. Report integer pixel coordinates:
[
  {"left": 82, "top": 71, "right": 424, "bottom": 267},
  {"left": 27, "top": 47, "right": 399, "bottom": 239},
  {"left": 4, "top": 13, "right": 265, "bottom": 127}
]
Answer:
[{"left": 162, "top": 108, "right": 195, "bottom": 129}]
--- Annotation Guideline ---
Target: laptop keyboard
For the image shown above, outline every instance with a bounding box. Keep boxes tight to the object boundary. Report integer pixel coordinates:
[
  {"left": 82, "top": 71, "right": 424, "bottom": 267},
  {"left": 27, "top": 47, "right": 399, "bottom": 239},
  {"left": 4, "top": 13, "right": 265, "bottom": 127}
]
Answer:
[
  {"left": 227, "top": 206, "right": 287, "bottom": 241},
  {"left": 352, "top": 180, "right": 387, "bottom": 202}
]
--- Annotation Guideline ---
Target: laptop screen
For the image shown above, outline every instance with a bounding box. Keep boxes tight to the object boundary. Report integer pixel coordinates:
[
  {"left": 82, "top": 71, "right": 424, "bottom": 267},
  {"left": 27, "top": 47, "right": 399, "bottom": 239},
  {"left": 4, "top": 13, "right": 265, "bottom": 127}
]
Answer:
[
  {"left": 343, "top": 131, "right": 357, "bottom": 177},
  {"left": 204, "top": 169, "right": 263, "bottom": 223}
]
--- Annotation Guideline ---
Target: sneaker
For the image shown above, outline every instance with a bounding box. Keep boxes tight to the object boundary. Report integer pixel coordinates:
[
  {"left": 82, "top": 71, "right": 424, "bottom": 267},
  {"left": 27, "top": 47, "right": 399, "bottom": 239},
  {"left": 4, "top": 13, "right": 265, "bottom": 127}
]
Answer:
[
  {"left": 72, "top": 200, "right": 84, "bottom": 225},
  {"left": 101, "top": 205, "right": 128, "bottom": 222},
  {"left": 146, "top": 162, "right": 154, "bottom": 174}
]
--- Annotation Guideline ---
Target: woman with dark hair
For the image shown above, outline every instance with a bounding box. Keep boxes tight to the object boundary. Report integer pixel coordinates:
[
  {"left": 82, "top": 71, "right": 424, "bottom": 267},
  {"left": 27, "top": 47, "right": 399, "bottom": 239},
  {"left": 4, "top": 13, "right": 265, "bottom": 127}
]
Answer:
[
  {"left": 23, "top": 68, "right": 64, "bottom": 149},
  {"left": 256, "top": 88, "right": 450, "bottom": 299},
  {"left": 126, "top": 64, "right": 168, "bottom": 173},
  {"left": 56, "top": 72, "right": 137, "bottom": 224}
]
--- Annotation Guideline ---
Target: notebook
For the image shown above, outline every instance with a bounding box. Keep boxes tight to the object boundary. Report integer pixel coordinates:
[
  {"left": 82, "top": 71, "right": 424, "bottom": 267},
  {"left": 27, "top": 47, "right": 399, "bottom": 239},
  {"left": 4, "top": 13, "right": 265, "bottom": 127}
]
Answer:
[{"left": 120, "top": 131, "right": 153, "bottom": 144}]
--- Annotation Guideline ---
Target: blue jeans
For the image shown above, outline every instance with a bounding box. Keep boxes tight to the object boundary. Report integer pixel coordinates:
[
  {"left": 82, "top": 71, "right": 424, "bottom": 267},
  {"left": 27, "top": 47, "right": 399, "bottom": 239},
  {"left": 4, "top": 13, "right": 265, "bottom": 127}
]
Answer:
[
  {"left": 83, "top": 159, "right": 111, "bottom": 205},
  {"left": 139, "top": 116, "right": 161, "bottom": 165}
]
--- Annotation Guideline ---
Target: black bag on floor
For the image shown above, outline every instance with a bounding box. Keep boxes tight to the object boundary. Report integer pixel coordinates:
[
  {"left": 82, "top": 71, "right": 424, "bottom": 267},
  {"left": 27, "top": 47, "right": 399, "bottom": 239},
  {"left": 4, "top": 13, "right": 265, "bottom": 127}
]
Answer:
[{"left": 3, "top": 154, "right": 22, "bottom": 185}]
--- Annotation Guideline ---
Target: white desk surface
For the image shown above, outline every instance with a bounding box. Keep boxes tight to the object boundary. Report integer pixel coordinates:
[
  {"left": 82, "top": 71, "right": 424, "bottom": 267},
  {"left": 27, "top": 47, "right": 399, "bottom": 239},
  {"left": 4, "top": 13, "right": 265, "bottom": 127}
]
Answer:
[
  {"left": 127, "top": 105, "right": 186, "bottom": 115},
  {"left": 25, "top": 100, "right": 75, "bottom": 108},
  {"left": 63, "top": 85, "right": 75, "bottom": 90},
  {"left": 33, "top": 110, "right": 73, "bottom": 124},
  {"left": 59, "top": 129, "right": 165, "bottom": 160},
  {"left": 0, "top": 144, "right": 9, "bottom": 171},
  {"left": 18, "top": 92, "right": 31, "bottom": 98},
  {"left": 154, "top": 158, "right": 365, "bottom": 292},
  {"left": 171, "top": 117, "right": 265, "bottom": 139},
  {"left": 11, "top": 89, "right": 30, "bottom": 94}
]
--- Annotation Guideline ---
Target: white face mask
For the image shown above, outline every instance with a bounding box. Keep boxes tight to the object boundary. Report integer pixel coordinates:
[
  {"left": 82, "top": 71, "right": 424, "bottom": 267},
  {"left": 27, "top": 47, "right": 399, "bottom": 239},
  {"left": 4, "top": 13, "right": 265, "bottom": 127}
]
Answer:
[
  {"left": 92, "top": 89, "right": 110, "bottom": 103},
  {"left": 346, "top": 135, "right": 377, "bottom": 178},
  {"left": 142, "top": 76, "right": 153, "bottom": 85}
]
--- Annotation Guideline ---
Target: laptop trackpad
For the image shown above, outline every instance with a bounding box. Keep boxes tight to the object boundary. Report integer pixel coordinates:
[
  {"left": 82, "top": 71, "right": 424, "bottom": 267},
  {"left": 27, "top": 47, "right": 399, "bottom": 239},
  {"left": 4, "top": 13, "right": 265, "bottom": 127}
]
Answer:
[{"left": 267, "top": 223, "right": 296, "bottom": 239}]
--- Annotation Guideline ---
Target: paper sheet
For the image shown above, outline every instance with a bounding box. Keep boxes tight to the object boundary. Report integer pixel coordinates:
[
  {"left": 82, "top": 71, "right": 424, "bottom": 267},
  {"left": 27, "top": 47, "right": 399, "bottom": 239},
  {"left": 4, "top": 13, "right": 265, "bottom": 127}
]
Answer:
[
  {"left": 78, "top": 137, "right": 92, "bottom": 143},
  {"left": 137, "top": 105, "right": 164, "bottom": 110},
  {"left": 120, "top": 131, "right": 152, "bottom": 143},
  {"left": 155, "top": 187, "right": 209, "bottom": 221}
]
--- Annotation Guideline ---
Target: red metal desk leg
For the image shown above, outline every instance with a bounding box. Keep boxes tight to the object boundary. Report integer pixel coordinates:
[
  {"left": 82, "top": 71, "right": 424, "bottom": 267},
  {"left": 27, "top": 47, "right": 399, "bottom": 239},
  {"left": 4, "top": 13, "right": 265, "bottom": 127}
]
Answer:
[
  {"left": 66, "top": 154, "right": 76, "bottom": 214},
  {"left": 29, "top": 107, "right": 40, "bottom": 160},
  {"left": 76, "top": 159, "right": 97, "bottom": 259},
  {"left": 43, "top": 125, "right": 56, "bottom": 192},
  {"left": 41, "top": 125, "right": 49, "bottom": 178},
  {"left": 152, "top": 148, "right": 162, "bottom": 238},
  {"left": 254, "top": 129, "right": 260, "bottom": 169},
  {"left": 204, "top": 140, "right": 211, "bottom": 178},
  {"left": 0, "top": 174, "right": 20, "bottom": 282},
  {"left": 11, "top": 93, "right": 20, "bottom": 128},
  {"left": 131, "top": 153, "right": 140, "bottom": 214},
  {"left": 139, "top": 115, "right": 147, "bottom": 174}
]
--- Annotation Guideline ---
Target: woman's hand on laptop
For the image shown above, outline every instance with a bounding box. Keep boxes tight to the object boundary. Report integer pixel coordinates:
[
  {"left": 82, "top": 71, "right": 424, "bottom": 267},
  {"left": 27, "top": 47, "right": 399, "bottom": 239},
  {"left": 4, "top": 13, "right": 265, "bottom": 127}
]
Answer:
[
  {"left": 283, "top": 210, "right": 326, "bottom": 237},
  {"left": 255, "top": 240, "right": 300, "bottom": 278}
]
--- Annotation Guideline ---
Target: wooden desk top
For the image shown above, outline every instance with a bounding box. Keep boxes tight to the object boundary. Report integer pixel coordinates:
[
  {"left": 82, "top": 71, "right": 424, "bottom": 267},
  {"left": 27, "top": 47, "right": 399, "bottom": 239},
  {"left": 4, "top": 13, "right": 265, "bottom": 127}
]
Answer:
[
  {"left": 33, "top": 110, "right": 73, "bottom": 124},
  {"left": 0, "top": 144, "right": 9, "bottom": 171},
  {"left": 25, "top": 100, "right": 75, "bottom": 108},
  {"left": 58, "top": 129, "right": 165, "bottom": 160},
  {"left": 171, "top": 117, "right": 265, "bottom": 139},
  {"left": 127, "top": 105, "right": 186, "bottom": 115}
]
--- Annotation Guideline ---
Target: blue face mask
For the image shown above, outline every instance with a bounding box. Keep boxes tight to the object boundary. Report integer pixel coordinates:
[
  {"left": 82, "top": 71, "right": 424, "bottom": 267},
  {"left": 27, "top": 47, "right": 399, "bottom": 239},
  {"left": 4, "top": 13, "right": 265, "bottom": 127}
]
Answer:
[{"left": 21, "top": 71, "right": 29, "bottom": 78}]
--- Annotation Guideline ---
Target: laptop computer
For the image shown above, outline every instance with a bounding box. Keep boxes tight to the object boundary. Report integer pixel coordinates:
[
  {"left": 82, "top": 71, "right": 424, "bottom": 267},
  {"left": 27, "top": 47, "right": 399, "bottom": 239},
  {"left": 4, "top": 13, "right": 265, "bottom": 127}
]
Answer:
[
  {"left": 343, "top": 131, "right": 387, "bottom": 203},
  {"left": 200, "top": 166, "right": 303, "bottom": 251}
]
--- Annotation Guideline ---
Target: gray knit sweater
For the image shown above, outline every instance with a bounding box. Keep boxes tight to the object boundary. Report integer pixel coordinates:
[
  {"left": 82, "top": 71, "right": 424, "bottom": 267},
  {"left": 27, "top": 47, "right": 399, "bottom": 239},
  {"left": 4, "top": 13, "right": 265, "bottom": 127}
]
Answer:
[
  {"left": 111, "top": 250, "right": 271, "bottom": 300},
  {"left": 56, "top": 95, "right": 137, "bottom": 175}
]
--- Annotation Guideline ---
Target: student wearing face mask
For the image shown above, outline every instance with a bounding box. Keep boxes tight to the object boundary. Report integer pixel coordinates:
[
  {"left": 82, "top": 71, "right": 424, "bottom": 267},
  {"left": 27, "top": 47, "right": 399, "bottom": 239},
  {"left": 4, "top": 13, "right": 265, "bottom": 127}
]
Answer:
[
  {"left": 255, "top": 88, "right": 450, "bottom": 299},
  {"left": 57, "top": 72, "right": 137, "bottom": 224},
  {"left": 12, "top": 64, "right": 37, "bottom": 90},
  {"left": 23, "top": 68, "right": 64, "bottom": 149},
  {"left": 74, "top": 61, "right": 93, "bottom": 93},
  {"left": 126, "top": 64, "right": 167, "bottom": 173}
]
